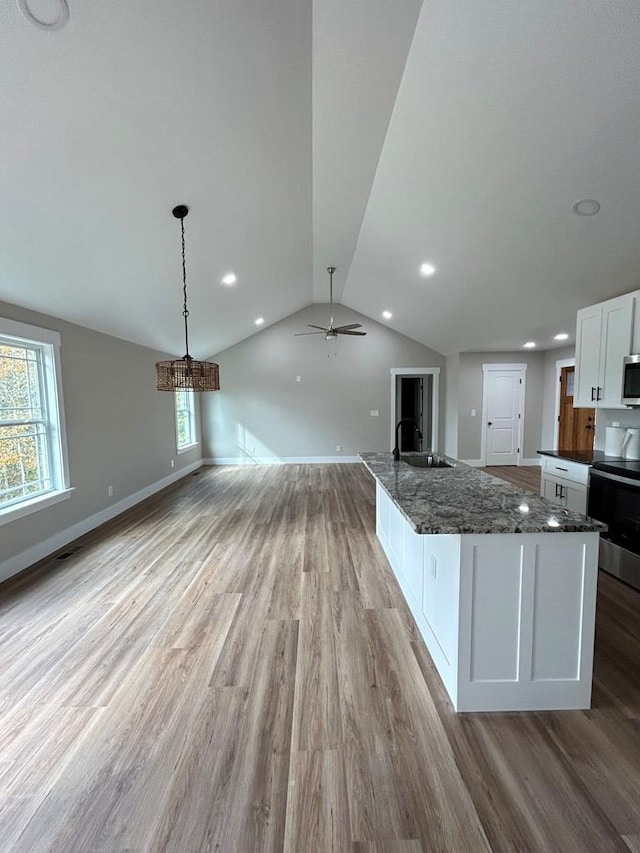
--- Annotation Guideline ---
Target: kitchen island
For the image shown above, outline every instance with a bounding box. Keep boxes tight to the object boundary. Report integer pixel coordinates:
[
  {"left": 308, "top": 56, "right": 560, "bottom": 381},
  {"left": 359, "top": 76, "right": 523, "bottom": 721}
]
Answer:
[{"left": 360, "top": 452, "right": 606, "bottom": 712}]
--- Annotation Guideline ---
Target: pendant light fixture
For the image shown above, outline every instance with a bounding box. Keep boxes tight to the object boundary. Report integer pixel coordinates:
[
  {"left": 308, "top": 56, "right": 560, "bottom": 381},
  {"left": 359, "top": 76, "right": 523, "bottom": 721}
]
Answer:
[{"left": 156, "top": 205, "right": 220, "bottom": 392}]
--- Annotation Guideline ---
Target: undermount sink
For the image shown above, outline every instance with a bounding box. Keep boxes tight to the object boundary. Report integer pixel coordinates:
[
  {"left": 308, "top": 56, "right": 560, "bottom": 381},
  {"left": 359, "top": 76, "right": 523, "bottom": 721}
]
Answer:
[{"left": 401, "top": 455, "right": 452, "bottom": 469}]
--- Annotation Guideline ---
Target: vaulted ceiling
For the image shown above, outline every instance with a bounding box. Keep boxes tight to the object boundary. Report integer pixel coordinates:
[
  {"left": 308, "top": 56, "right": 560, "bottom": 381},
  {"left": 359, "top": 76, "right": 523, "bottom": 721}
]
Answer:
[{"left": 1, "top": 0, "right": 639, "bottom": 358}]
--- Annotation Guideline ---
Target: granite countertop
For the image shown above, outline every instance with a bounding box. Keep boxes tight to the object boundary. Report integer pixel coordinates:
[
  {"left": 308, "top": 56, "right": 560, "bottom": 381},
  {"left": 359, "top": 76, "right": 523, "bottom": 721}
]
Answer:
[
  {"left": 537, "top": 449, "right": 621, "bottom": 466},
  {"left": 359, "top": 452, "right": 607, "bottom": 536}
]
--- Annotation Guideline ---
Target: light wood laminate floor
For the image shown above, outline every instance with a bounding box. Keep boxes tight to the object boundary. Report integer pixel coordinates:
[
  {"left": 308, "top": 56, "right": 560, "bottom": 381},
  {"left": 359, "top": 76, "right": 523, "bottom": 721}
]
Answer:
[
  {"left": 1, "top": 463, "right": 638, "bottom": 852},
  {"left": 481, "top": 464, "right": 542, "bottom": 493}
]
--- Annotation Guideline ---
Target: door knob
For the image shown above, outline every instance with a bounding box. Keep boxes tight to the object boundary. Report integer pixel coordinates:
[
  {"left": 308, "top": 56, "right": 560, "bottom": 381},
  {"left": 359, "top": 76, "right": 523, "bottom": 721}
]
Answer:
[{"left": 487, "top": 421, "right": 493, "bottom": 426}]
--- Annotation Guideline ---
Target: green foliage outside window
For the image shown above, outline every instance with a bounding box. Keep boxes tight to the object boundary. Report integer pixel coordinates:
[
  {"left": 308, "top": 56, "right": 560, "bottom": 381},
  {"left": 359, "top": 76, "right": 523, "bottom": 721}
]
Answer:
[{"left": 0, "top": 343, "right": 50, "bottom": 507}]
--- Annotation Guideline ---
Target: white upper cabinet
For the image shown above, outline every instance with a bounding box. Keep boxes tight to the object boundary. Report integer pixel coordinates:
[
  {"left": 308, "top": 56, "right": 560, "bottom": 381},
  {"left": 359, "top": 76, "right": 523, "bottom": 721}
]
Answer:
[{"left": 574, "top": 294, "right": 634, "bottom": 408}]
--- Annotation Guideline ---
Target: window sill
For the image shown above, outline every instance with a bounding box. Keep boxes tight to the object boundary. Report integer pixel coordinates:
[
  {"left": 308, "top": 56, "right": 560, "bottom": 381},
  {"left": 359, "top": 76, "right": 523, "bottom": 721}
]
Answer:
[
  {"left": 177, "top": 442, "right": 200, "bottom": 455},
  {"left": 0, "top": 487, "right": 74, "bottom": 527}
]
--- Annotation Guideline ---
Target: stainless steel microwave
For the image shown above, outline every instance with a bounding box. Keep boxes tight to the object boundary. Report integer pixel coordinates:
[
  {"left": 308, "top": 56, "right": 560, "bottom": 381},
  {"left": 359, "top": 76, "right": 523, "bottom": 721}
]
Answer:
[{"left": 623, "top": 354, "right": 640, "bottom": 406}]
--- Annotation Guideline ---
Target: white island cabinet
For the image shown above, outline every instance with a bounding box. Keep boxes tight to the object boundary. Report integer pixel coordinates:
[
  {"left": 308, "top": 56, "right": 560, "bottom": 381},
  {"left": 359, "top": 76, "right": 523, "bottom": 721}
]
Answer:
[{"left": 364, "top": 453, "right": 604, "bottom": 713}]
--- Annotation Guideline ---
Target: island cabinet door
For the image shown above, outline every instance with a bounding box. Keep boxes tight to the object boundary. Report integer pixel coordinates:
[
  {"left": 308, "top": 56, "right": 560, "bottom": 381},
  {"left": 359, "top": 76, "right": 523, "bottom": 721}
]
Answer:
[
  {"left": 376, "top": 483, "right": 390, "bottom": 543},
  {"left": 375, "top": 484, "right": 404, "bottom": 583},
  {"left": 420, "top": 535, "right": 462, "bottom": 705},
  {"left": 456, "top": 532, "right": 599, "bottom": 712}
]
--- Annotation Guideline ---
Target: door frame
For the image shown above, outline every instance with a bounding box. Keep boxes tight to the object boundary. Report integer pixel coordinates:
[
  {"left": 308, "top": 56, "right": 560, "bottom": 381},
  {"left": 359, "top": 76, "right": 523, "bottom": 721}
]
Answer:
[
  {"left": 389, "top": 367, "right": 440, "bottom": 452},
  {"left": 480, "top": 363, "right": 527, "bottom": 466},
  {"left": 554, "top": 357, "right": 575, "bottom": 449}
]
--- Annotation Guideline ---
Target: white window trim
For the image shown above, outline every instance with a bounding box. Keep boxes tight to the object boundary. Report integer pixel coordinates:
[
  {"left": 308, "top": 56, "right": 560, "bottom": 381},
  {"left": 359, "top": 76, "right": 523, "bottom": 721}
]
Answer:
[
  {"left": 0, "top": 488, "right": 73, "bottom": 527},
  {"left": 0, "top": 316, "right": 72, "bottom": 524},
  {"left": 177, "top": 441, "right": 199, "bottom": 455}
]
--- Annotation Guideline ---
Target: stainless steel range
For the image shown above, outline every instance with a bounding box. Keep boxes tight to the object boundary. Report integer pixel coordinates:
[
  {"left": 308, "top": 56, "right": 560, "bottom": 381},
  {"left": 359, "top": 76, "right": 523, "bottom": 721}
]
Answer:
[{"left": 589, "top": 458, "right": 640, "bottom": 592}]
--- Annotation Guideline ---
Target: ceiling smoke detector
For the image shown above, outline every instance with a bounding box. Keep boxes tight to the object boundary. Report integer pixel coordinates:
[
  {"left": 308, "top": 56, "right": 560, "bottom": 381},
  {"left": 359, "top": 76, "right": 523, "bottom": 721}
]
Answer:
[
  {"left": 18, "top": 0, "right": 69, "bottom": 30},
  {"left": 572, "top": 199, "right": 601, "bottom": 216}
]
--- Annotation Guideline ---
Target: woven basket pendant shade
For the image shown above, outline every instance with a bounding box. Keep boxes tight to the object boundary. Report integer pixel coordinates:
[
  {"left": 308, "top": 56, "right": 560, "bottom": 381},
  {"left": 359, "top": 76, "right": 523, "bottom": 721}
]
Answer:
[
  {"left": 156, "top": 356, "right": 219, "bottom": 391},
  {"left": 155, "top": 205, "right": 220, "bottom": 391}
]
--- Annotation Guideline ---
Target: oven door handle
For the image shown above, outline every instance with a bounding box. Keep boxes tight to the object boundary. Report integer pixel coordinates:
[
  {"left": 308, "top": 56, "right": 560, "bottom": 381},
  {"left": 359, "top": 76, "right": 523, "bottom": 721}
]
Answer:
[{"left": 590, "top": 469, "right": 640, "bottom": 487}]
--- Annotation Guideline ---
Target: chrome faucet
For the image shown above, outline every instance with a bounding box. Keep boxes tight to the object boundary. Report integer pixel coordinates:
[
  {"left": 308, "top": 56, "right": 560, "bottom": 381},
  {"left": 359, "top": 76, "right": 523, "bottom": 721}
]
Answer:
[{"left": 393, "top": 418, "right": 423, "bottom": 461}]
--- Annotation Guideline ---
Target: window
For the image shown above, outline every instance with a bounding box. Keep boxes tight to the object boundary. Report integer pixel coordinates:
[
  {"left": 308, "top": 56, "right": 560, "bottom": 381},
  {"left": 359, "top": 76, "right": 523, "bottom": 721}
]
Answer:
[
  {"left": 0, "top": 318, "right": 71, "bottom": 523},
  {"left": 175, "top": 389, "right": 197, "bottom": 451}
]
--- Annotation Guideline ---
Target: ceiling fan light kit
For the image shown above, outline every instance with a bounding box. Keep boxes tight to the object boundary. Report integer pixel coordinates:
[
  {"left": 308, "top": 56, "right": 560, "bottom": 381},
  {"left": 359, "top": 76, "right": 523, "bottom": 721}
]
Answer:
[
  {"left": 295, "top": 266, "right": 367, "bottom": 341},
  {"left": 155, "top": 205, "right": 220, "bottom": 392}
]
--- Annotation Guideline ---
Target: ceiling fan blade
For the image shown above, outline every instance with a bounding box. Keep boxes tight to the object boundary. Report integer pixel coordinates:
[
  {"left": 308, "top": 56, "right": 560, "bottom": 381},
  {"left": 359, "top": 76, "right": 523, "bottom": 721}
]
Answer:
[
  {"left": 337, "top": 330, "right": 367, "bottom": 336},
  {"left": 334, "top": 323, "right": 361, "bottom": 332},
  {"left": 307, "top": 324, "right": 329, "bottom": 331},
  {"left": 294, "top": 331, "right": 325, "bottom": 336}
]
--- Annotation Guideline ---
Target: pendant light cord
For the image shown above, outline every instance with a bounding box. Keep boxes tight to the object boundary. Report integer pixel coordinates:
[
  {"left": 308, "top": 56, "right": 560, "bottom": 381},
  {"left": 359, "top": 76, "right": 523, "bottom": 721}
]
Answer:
[{"left": 180, "top": 215, "right": 191, "bottom": 359}]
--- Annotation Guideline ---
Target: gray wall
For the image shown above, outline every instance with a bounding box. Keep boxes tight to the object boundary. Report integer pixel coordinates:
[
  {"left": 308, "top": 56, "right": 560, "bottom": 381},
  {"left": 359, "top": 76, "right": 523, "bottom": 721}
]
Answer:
[
  {"left": 444, "top": 353, "right": 459, "bottom": 458},
  {"left": 1, "top": 300, "right": 201, "bottom": 572},
  {"left": 456, "top": 351, "right": 546, "bottom": 461},
  {"left": 201, "top": 304, "right": 446, "bottom": 459}
]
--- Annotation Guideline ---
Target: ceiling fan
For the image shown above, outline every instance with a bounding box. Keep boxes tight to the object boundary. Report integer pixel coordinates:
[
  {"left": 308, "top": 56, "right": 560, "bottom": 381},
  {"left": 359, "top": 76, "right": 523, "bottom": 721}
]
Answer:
[{"left": 295, "top": 266, "right": 367, "bottom": 340}]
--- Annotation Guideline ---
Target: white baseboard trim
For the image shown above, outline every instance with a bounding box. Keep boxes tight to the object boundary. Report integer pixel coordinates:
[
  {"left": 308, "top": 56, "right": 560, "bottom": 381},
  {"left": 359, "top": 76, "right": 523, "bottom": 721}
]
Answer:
[
  {"left": 0, "top": 460, "right": 202, "bottom": 585},
  {"left": 203, "top": 456, "right": 361, "bottom": 465},
  {"left": 462, "top": 458, "right": 542, "bottom": 468}
]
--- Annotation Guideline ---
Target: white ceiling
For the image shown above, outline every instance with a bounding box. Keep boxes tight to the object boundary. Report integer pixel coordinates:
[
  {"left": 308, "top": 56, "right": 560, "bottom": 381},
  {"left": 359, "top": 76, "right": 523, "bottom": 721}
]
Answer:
[{"left": 1, "top": 0, "right": 640, "bottom": 358}]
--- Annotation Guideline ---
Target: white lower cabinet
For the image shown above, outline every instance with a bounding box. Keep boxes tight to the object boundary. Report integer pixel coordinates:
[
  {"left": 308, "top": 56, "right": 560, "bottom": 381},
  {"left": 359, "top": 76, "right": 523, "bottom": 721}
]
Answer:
[
  {"left": 375, "top": 483, "right": 599, "bottom": 712},
  {"left": 540, "top": 456, "right": 589, "bottom": 515}
]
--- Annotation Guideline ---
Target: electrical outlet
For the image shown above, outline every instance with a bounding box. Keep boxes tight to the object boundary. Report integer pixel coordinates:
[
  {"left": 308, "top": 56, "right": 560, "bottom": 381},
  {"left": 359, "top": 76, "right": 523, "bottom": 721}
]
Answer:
[
  {"left": 107, "top": 485, "right": 113, "bottom": 497},
  {"left": 336, "top": 444, "right": 342, "bottom": 452},
  {"left": 370, "top": 410, "right": 379, "bottom": 417},
  {"left": 296, "top": 375, "right": 301, "bottom": 383}
]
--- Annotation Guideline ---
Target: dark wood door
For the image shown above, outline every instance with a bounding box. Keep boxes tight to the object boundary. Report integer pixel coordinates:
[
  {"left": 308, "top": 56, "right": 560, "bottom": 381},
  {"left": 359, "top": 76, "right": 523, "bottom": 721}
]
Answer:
[{"left": 558, "top": 366, "right": 594, "bottom": 451}]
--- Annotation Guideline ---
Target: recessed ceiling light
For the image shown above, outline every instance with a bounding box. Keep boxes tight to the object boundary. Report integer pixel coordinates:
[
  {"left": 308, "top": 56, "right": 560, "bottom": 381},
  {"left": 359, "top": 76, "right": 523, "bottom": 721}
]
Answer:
[
  {"left": 420, "top": 262, "right": 436, "bottom": 277},
  {"left": 382, "top": 310, "right": 393, "bottom": 320},
  {"left": 572, "top": 199, "right": 600, "bottom": 216},
  {"left": 554, "top": 332, "right": 569, "bottom": 341},
  {"left": 523, "top": 341, "right": 536, "bottom": 348},
  {"left": 221, "top": 273, "right": 237, "bottom": 286},
  {"left": 254, "top": 317, "right": 264, "bottom": 326}
]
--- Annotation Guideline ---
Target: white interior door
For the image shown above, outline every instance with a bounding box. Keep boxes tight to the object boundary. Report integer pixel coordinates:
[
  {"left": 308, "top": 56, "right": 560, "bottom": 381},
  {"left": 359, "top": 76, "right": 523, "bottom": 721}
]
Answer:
[{"left": 483, "top": 366, "right": 524, "bottom": 465}]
